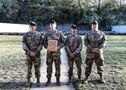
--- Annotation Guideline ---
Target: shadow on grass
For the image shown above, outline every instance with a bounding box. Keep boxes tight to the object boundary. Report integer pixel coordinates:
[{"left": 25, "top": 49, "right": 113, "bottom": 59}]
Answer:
[
  {"left": 0, "top": 82, "right": 28, "bottom": 89},
  {"left": 31, "top": 81, "right": 68, "bottom": 88},
  {"left": 88, "top": 79, "right": 104, "bottom": 85},
  {"left": 0, "top": 81, "right": 71, "bottom": 89},
  {"left": 73, "top": 79, "right": 104, "bottom": 87}
]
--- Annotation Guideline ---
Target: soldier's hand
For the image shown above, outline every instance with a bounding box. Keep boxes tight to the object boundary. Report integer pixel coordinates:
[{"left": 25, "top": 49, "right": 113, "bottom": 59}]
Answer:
[
  {"left": 70, "top": 53, "right": 75, "bottom": 58},
  {"left": 55, "top": 47, "right": 59, "bottom": 52},
  {"left": 93, "top": 48, "right": 99, "bottom": 53},
  {"left": 30, "top": 51, "right": 36, "bottom": 57},
  {"left": 54, "top": 47, "right": 59, "bottom": 52},
  {"left": 30, "top": 51, "right": 33, "bottom": 56}
]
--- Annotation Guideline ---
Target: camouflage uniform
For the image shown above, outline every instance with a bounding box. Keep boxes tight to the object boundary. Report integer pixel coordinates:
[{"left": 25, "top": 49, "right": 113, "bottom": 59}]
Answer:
[
  {"left": 65, "top": 35, "right": 82, "bottom": 80},
  {"left": 22, "top": 31, "right": 43, "bottom": 78},
  {"left": 43, "top": 30, "right": 65, "bottom": 79},
  {"left": 84, "top": 30, "right": 107, "bottom": 77}
]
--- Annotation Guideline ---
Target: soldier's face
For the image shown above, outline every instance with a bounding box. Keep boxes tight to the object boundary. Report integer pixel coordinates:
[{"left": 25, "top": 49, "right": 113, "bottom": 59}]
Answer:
[
  {"left": 71, "top": 28, "right": 77, "bottom": 35},
  {"left": 50, "top": 23, "right": 56, "bottom": 30},
  {"left": 92, "top": 24, "right": 98, "bottom": 31},
  {"left": 30, "top": 26, "right": 36, "bottom": 32}
]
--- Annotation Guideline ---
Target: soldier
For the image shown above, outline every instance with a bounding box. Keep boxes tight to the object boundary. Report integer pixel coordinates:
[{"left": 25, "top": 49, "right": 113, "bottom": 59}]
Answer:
[
  {"left": 83, "top": 20, "right": 107, "bottom": 84},
  {"left": 22, "top": 22, "right": 43, "bottom": 87},
  {"left": 65, "top": 25, "right": 82, "bottom": 85},
  {"left": 43, "top": 20, "right": 65, "bottom": 86}
]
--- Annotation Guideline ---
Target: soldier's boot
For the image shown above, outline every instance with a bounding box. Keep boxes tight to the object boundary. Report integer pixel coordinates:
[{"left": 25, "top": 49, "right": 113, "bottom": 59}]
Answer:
[
  {"left": 67, "top": 77, "right": 72, "bottom": 85},
  {"left": 26, "top": 78, "right": 31, "bottom": 87},
  {"left": 56, "top": 77, "right": 61, "bottom": 86},
  {"left": 78, "top": 75, "right": 81, "bottom": 81},
  {"left": 99, "top": 75, "right": 106, "bottom": 84},
  {"left": 45, "top": 78, "right": 51, "bottom": 86},
  {"left": 36, "top": 78, "right": 40, "bottom": 87},
  {"left": 82, "top": 75, "right": 89, "bottom": 84}
]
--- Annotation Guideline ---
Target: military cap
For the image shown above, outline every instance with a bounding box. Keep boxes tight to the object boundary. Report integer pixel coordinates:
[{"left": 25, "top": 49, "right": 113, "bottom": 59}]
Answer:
[
  {"left": 29, "top": 21, "right": 37, "bottom": 26},
  {"left": 50, "top": 20, "right": 56, "bottom": 24},
  {"left": 71, "top": 24, "right": 77, "bottom": 29},
  {"left": 92, "top": 20, "right": 98, "bottom": 24}
]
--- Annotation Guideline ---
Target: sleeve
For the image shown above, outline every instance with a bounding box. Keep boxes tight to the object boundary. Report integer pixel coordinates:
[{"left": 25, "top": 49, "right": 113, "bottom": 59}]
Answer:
[
  {"left": 43, "top": 33, "right": 48, "bottom": 49},
  {"left": 57, "top": 32, "right": 66, "bottom": 49},
  {"left": 36, "top": 35, "right": 43, "bottom": 52},
  {"left": 22, "top": 34, "right": 29, "bottom": 52},
  {"left": 98, "top": 33, "right": 107, "bottom": 49},
  {"left": 65, "top": 36, "right": 71, "bottom": 54},
  {"left": 74, "top": 36, "right": 83, "bottom": 54},
  {"left": 84, "top": 32, "right": 93, "bottom": 49}
]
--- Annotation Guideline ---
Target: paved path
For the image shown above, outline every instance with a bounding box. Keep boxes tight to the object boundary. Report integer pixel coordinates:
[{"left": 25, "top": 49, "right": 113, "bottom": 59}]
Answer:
[{"left": 30, "top": 49, "right": 75, "bottom": 90}]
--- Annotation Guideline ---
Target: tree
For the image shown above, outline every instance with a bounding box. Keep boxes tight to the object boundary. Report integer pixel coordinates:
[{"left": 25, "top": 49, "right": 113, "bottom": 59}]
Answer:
[
  {"left": 0, "top": 0, "right": 125, "bottom": 31},
  {"left": 0, "top": 0, "right": 19, "bottom": 23}
]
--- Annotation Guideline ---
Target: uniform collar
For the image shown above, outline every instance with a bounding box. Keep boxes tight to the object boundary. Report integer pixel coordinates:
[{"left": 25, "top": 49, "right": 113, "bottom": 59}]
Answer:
[
  {"left": 29, "top": 31, "right": 37, "bottom": 35},
  {"left": 71, "top": 34, "right": 77, "bottom": 37},
  {"left": 92, "top": 29, "right": 99, "bottom": 32},
  {"left": 50, "top": 29, "right": 57, "bottom": 33}
]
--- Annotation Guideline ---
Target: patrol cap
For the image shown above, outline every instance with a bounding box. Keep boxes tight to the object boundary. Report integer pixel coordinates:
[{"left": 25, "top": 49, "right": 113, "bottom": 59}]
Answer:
[
  {"left": 29, "top": 21, "right": 37, "bottom": 26},
  {"left": 92, "top": 20, "right": 98, "bottom": 25},
  {"left": 71, "top": 24, "right": 77, "bottom": 29},
  {"left": 50, "top": 20, "right": 56, "bottom": 24}
]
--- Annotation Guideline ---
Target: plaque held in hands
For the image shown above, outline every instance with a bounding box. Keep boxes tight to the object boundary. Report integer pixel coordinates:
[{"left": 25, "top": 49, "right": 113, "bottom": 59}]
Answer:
[{"left": 47, "top": 40, "right": 58, "bottom": 52}]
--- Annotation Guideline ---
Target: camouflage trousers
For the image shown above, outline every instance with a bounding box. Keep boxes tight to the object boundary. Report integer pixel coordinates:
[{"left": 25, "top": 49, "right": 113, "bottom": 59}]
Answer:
[
  {"left": 46, "top": 52, "right": 61, "bottom": 78},
  {"left": 68, "top": 54, "right": 82, "bottom": 78},
  {"left": 85, "top": 53, "right": 104, "bottom": 76},
  {"left": 26, "top": 55, "right": 41, "bottom": 78}
]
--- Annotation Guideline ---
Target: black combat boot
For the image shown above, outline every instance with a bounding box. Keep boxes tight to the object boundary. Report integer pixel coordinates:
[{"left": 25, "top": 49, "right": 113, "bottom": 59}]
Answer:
[
  {"left": 26, "top": 78, "right": 31, "bottom": 87},
  {"left": 82, "top": 75, "right": 89, "bottom": 84},
  {"left": 78, "top": 75, "right": 81, "bottom": 81},
  {"left": 45, "top": 78, "right": 51, "bottom": 86},
  {"left": 99, "top": 74, "right": 106, "bottom": 84},
  {"left": 67, "top": 77, "right": 72, "bottom": 85},
  {"left": 36, "top": 78, "right": 40, "bottom": 87},
  {"left": 56, "top": 77, "right": 61, "bottom": 86}
]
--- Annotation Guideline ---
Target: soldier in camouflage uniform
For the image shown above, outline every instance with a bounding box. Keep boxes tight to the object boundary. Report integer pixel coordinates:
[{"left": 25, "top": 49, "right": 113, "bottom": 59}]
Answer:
[
  {"left": 22, "top": 22, "right": 43, "bottom": 87},
  {"left": 83, "top": 20, "right": 107, "bottom": 84},
  {"left": 43, "top": 20, "right": 65, "bottom": 86},
  {"left": 65, "top": 25, "right": 82, "bottom": 85}
]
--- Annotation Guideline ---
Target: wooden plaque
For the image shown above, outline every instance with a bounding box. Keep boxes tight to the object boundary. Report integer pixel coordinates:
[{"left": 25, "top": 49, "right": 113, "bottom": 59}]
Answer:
[{"left": 47, "top": 40, "right": 57, "bottom": 52}]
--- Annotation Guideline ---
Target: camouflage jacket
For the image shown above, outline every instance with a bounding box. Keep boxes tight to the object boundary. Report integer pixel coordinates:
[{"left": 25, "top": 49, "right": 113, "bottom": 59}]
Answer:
[
  {"left": 65, "top": 35, "right": 82, "bottom": 55},
  {"left": 22, "top": 31, "right": 43, "bottom": 55},
  {"left": 84, "top": 30, "right": 107, "bottom": 53},
  {"left": 43, "top": 30, "right": 65, "bottom": 53}
]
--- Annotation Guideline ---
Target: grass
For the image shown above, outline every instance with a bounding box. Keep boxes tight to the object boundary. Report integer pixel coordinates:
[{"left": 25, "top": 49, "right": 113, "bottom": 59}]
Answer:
[
  {"left": 0, "top": 35, "right": 126, "bottom": 90},
  {"left": 73, "top": 36, "right": 126, "bottom": 90},
  {"left": 0, "top": 35, "right": 45, "bottom": 90}
]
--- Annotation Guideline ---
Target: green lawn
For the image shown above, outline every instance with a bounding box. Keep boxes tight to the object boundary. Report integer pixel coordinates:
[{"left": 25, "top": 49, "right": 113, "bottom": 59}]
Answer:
[
  {"left": 0, "top": 35, "right": 126, "bottom": 90},
  {"left": 74, "top": 36, "right": 126, "bottom": 90}
]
